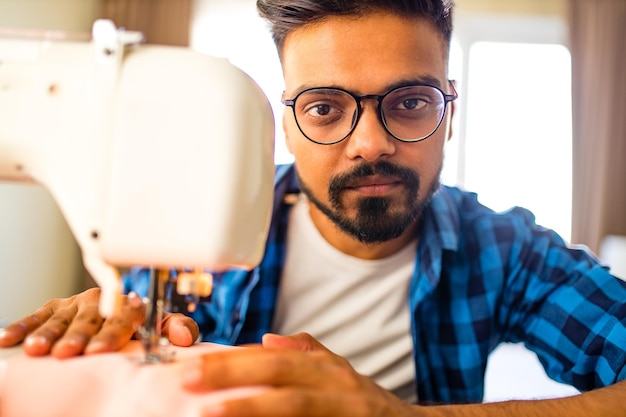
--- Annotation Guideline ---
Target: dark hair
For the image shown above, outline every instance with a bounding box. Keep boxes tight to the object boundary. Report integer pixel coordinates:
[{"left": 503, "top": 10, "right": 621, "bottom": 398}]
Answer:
[{"left": 257, "top": 0, "right": 454, "bottom": 55}]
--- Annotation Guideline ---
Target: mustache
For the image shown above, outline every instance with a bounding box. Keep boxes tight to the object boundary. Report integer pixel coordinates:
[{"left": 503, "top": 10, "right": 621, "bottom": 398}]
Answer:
[{"left": 328, "top": 161, "right": 420, "bottom": 195}]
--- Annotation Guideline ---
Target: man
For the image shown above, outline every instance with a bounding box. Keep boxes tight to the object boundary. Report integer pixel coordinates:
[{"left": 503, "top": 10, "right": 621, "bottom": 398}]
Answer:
[{"left": 1, "top": 0, "right": 625, "bottom": 415}]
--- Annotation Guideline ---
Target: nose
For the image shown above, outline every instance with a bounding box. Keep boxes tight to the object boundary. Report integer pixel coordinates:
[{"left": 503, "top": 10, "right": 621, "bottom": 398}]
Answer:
[{"left": 344, "top": 100, "right": 396, "bottom": 162}]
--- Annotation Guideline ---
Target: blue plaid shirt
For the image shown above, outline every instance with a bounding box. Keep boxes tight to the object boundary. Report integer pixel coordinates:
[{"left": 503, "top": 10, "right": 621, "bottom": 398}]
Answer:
[{"left": 123, "top": 163, "right": 626, "bottom": 404}]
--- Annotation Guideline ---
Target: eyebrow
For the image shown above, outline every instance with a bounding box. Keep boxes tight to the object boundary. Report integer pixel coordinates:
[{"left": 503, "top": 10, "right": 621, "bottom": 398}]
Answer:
[
  {"left": 290, "top": 75, "right": 445, "bottom": 97},
  {"left": 384, "top": 76, "right": 444, "bottom": 92}
]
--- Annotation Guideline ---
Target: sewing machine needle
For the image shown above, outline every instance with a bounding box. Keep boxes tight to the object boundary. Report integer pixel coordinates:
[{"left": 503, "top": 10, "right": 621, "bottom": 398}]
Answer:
[{"left": 138, "top": 267, "right": 173, "bottom": 364}]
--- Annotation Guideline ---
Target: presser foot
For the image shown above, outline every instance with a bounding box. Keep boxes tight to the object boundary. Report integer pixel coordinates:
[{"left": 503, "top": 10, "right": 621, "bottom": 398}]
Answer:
[{"left": 136, "top": 329, "right": 176, "bottom": 365}]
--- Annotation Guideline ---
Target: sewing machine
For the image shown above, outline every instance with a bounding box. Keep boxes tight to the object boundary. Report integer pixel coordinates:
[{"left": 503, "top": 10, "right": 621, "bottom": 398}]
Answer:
[{"left": 0, "top": 20, "right": 275, "bottom": 362}]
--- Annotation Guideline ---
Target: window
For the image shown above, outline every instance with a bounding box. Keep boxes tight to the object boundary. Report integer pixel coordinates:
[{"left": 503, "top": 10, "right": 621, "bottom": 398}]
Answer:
[
  {"left": 190, "top": 1, "right": 291, "bottom": 163},
  {"left": 446, "top": 14, "right": 573, "bottom": 242},
  {"left": 455, "top": 41, "right": 572, "bottom": 241}
]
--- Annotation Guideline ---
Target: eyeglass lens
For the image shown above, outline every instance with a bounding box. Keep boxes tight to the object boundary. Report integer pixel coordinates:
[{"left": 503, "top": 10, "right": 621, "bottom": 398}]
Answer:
[{"left": 291, "top": 86, "right": 447, "bottom": 144}]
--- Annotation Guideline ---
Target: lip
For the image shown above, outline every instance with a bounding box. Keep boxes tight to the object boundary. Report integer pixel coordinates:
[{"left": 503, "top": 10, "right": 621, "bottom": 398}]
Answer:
[{"left": 344, "top": 175, "right": 402, "bottom": 196}]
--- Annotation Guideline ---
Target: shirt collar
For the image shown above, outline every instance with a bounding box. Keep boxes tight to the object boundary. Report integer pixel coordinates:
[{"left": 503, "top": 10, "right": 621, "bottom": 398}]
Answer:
[{"left": 422, "top": 185, "right": 462, "bottom": 253}]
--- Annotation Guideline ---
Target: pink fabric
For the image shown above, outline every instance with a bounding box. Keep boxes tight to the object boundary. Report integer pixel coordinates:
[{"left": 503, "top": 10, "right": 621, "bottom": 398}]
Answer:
[{"left": 0, "top": 341, "right": 266, "bottom": 417}]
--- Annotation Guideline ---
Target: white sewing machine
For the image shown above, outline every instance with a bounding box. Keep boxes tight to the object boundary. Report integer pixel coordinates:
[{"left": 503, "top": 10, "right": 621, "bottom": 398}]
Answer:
[{"left": 0, "top": 20, "right": 275, "bottom": 361}]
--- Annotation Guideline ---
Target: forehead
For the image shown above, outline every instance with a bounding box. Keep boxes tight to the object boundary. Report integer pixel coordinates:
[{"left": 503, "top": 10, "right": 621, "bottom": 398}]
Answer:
[{"left": 281, "top": 12, "right": 449, "bottom": 95}]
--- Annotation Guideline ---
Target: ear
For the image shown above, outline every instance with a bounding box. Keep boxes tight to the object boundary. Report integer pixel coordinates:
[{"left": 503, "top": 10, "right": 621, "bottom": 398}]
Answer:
[
  {"left": 446, "top": 79, "right": 458, "bottom": 142},
  {"left": 447, "top": 99, "right": 456, "bottom": 142}
]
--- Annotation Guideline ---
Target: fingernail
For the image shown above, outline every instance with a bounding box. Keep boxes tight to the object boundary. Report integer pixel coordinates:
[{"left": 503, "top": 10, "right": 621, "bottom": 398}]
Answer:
[
  {"left": 184, "top": 325, "right": 193, "bottom": 340},
  {"left": 172, "top": 324, "right": 194, "bottom": 346},
  {"left": 58, "top": 336, "right": 82, "bottom": 349},
  {"left": 0, "top": 329, "right": 7, "bottom": 340},
  {"left": 127, "top": 291, "right": 143, "bottom": 308},
  {"left": 25, "top": 334, "right": 49, "bottom": 347},
  {"left": 84, "top": 340, "right": 107, "bottom": 354},
  {"left": 182, "top": 357, "right": 203, "bottom": 387}
]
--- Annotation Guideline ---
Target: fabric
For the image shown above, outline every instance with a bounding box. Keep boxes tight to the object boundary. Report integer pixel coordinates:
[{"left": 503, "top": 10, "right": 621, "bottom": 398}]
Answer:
[
  {"left": 274, "top": 193, "right": 417, "bottom": 402},
  {"left": 0, "top": 341, "right": 266, "bottom": 417},
  {"left": 123, "top": 163, "right": 626, "bottom": 404},
  {"left": 568, "top": 0, "right": 626, "bottom": 252}
]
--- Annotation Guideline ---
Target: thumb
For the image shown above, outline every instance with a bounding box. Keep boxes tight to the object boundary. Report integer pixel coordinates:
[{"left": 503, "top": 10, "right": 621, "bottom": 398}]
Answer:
[
  {"left": 161, "top": 313, "right": 199, "bottom": 347},
  {"left": 262, "top": 332, "right": 329, "bottom": 352}
]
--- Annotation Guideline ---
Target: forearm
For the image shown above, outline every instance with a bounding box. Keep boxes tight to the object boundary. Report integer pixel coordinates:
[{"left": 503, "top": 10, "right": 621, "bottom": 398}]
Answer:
[{"left": 417, "top": 380, "right": 626, "bottom": 417}]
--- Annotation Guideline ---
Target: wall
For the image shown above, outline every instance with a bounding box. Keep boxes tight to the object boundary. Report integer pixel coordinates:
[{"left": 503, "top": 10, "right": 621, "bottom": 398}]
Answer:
[
  {"left": 456, "top": 0, "right": 565, "bottom": 16},
  {"left": 0, "top": 0, "right": 102, "bottom": 31},
  {"left": 102, "top": 0, "right": 191, "bottom": 46},
  {"left": 0, "top": 0, "right": 102, "bottom": 326}
]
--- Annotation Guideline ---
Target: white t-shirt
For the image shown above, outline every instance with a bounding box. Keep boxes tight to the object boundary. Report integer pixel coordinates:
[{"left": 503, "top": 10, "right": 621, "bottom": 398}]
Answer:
[{"left": 272, "top": 194, "right": 417, "bottom": 403}]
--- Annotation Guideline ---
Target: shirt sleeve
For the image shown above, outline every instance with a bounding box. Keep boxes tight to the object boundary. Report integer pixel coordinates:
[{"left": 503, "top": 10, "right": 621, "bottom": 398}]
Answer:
[{"left": 498, "top": 208, "right": 626, "bottom": 391}]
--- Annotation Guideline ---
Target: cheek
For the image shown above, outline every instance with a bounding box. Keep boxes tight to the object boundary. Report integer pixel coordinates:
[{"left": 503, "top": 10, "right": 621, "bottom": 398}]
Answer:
[
  {"left": 293, "top": 145, "right": 335, "bottom": 188},
  {"left": 418, "top": 139, "right": 446, "bottom": 186},
  {"left": 285, "top": 114, "right": 331, "bottom": 167},
  {"left": 397, "top": 138, "right": 445, "bottom": 189},
  {"left": 285, "top": 121, "right": 338, "bottom": 196},
  {"left": 282, "top": 113, "right": 295, "bottom": 155}
]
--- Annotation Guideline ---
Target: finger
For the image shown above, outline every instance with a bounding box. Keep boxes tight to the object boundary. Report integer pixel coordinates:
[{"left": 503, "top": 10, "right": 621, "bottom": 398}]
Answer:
[
  {"left": 161, "top": 313, "right": 199, "bottom": 347},
  {"left": 201, "top": 388, "right": 374, "bottom": 417},
  {"left": 21, "top": 305, "right": 78, "bottom": 356},
  {"left": 183, "top": 348, "right": 337, "bottom": 391},
  {"left": 0, "top": 316, "right": 41, "bottom": 347},
  {"left": 50, "top": 304, "right": 105, "bottom": 359},
  {"left": 83, "top": 303, "right": 144, "bottom": 354},
  {"left": 0, "top": 309, "right": 50, "bottom": 347},
  {"left": 261, "top": 333, "right": 329, "bottom": 352}
]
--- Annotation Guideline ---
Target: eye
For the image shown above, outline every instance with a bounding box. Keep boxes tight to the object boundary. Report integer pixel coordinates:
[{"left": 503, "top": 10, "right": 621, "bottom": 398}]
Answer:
[
  {"left": 384, "top": 87, "right": 444, "bottom": 120},
  {"left": 305, "top": 103, "right": 335, "bottom": 117},
  {"left": 298, "top": 91, "right": 353, "bottom": 123},
  {"left": 389, "top": 91, "right": 433, "bottom": 111},
  {"left": 398, "top": 97, "right": 428, "bottom": 111}
]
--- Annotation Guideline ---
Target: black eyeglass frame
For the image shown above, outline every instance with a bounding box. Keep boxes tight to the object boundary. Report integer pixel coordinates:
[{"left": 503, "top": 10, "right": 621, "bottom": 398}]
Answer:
[{"left": 282, "top": 81, "right": 458, "bottom": 145}]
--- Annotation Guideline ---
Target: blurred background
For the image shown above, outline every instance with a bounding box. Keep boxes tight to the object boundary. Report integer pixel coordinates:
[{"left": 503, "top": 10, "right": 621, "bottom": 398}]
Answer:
[{"left": 0, "top": 0, "right": 624, "bottom": 402}]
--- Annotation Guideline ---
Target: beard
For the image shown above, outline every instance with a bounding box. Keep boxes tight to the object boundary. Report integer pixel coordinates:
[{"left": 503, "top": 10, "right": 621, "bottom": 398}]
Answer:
[{"left": 296, "top": 161, "right": 441, "bottom": 244}]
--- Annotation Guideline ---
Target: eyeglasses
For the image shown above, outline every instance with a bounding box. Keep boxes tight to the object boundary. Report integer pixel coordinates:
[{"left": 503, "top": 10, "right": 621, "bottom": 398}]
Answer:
[{"left": 282, "top": 82, "right": 458, "bottom": 145}]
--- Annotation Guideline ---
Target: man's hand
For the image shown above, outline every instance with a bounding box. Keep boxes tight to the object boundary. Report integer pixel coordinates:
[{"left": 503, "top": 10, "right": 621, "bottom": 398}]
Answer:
[
  {"left": 0, "top": 287, "right": 199, "bottom": 358},
  {"left": 181, "top": 332, "right": 418, "bottom": 417}
]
